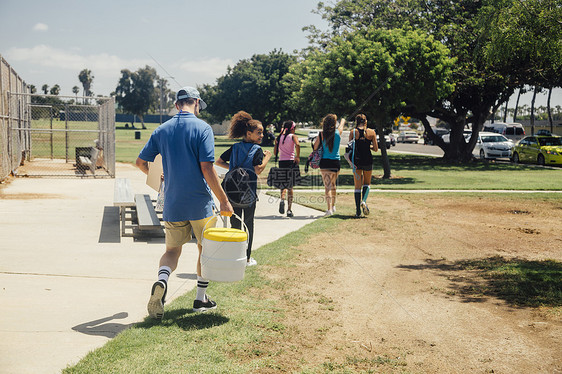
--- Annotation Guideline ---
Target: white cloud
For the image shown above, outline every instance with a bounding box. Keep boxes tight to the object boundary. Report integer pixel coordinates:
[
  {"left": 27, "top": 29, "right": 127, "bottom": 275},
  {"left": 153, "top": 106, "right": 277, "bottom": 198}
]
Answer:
[
  {"left": 33, "top": 23, "right": 49, "bottom": 32},
  {"left": 4, "top": 45, "right": 234, "bottom": 95},
  {"left": 177, "top": 57, "right": 234, "bottom": 80},
  {"left": 6, "top": 45, "right": 150, "bottom": 72},
  {"left": 6, "top": 45, "right": 154, "bottom": 95}
]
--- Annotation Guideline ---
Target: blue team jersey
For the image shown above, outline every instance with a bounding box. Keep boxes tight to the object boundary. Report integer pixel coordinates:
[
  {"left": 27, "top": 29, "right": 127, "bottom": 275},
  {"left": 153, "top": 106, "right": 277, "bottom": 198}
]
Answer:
[{"left": 138, "top": 112, "right": 215, "bottom": 221}]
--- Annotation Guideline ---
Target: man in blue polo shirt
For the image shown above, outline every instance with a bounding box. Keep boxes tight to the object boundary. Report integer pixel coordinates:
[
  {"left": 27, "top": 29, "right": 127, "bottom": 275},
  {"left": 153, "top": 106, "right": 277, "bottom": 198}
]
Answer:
[{"left": 136, "top": 86, "right": 233, "bottom": 319}]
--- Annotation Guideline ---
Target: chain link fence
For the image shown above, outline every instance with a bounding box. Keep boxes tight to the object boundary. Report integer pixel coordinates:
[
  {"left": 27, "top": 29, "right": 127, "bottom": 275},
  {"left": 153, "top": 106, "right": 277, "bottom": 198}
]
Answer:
[
  {"left": 7, "top": 93, "right": 115, "bottom": 178},
  {"left": 1, "top": 54, "right": 29, "bottom": 181},
  {"left": 1, "top": 54, "right": 115, "bottom": 179}
]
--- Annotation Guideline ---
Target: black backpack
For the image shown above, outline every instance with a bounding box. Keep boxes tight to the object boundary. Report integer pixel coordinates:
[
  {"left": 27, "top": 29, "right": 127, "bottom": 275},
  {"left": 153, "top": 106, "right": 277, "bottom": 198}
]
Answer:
[{"left": 221, "top": 144, "right": 258, "bottom": 208}]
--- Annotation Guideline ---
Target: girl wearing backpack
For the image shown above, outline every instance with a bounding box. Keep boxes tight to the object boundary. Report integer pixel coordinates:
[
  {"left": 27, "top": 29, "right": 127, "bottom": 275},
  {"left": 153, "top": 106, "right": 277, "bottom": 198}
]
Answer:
[
  {"left": 312, "top": 114, "right": 345, "bottom": 215},
  {"left": 348, "top": 114, "right": 378, "bottom": 218},
  {"left": 273, "top": 120, "right": 301, "bottom": 218},
  {"left": 216, "top": 111, "right": 272, "bottom": 266}
]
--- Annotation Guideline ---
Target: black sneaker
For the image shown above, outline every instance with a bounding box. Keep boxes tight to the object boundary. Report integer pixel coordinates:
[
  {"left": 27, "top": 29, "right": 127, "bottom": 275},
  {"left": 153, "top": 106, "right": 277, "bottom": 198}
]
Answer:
[
  {"left": 193, "top": 296, "right": 217, "bottom": 312},
  {"left": 279, "top": 200, "right": 285, "bottom": 214},
  {"left": 147, "top": 280, "right": 167, "bottom": 320},
  {"left": 287, "top": 210, "right": 293, "bottom": 218}
]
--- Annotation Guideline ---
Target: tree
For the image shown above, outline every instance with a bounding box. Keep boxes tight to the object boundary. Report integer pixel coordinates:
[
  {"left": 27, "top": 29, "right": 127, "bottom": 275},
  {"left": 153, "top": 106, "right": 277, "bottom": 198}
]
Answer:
[
  {"left": 482, "top": 0, "right": 562, "bottom": 134},
  {"left": 288, "top": 27, "right": 454, "bottom": 177},
  {"left": 72, "top": 85, "right": 80, "bottom": 100},
  {"left": 309, "top": 0, "right": 560, "bottom": 162},
  {"left": 153, "top": 78, "right": 174, "bottom": 123},
  {"left": 201, "top": 50, "right": 297, "bottom": 126},
  {"left": 78, "top": 69, "right": 94, "bottom": 103},
  {"left": 114, "top": 65, "right": 158, "bottom": 129},
  {"left": 49, "top": 84, "right": 60, "bottom": 95},
  {"left": 41, "top": 84, "right": 49, "bottom": 95},
  {"left": 29, "top": 85, "right": 36, "bottom": 94}
]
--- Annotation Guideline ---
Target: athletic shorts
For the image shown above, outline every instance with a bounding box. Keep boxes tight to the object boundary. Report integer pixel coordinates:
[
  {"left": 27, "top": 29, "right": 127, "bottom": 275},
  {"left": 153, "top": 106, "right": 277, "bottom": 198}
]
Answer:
[
  {"left": 319, "top": 158, "right": 341, "bottom": 172},
  {"left": 277, "top": 160, "right": 302, "bottom": 189},
  {"left": 354, "top": 163, "right": 373, "bottom": 171},
  {"left": 164, "top": 215, "right": 217, "bottom": 247}
]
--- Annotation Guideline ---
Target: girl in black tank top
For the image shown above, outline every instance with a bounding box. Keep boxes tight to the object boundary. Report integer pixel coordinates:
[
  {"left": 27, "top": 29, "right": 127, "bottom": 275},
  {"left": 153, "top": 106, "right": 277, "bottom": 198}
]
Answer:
[
  {"left": 353, "top": 128, "right": 373, "bottom": 167},
  {"left": 348, "top": 114, "right": 378, "bottom": 218}
]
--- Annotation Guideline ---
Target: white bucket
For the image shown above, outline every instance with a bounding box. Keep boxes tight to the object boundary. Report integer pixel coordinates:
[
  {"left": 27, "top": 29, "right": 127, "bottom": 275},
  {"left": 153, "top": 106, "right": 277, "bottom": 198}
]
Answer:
[{"left": 200, "top": 214, "right": 248, "bottom": 282}]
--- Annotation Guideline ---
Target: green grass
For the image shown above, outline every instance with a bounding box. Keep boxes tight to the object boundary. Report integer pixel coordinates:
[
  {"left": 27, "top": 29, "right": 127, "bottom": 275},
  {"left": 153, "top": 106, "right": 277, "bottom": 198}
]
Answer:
[
  {"left": 113, "top": 124, "right": 562, "bottom": 191},
  {"left": 64, "top": 218, "right": 340, "bottom": 374},
  {"left": 28, "top": 119, "right": 101, "bottom": 159},
  {"left": 456, "top": 256, "right": 562, "bottom": 307},
  {"left": 63, "top": 193, "right": 562, "bottom": 372}
]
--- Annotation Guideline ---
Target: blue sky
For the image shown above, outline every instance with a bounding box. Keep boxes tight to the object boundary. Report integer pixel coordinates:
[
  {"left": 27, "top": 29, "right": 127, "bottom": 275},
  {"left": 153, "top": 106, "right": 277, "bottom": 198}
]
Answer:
[
  {"left": 0, "top": 0, "right": 559, "bottom": 109},
  {"left": 0, "top": 0, "right": 325, "bottom": 97}
]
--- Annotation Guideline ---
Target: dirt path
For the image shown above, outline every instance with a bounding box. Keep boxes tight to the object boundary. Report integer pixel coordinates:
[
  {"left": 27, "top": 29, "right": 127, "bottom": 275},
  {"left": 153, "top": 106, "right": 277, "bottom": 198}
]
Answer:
[{"left": 258, "top": 194, "right": 562, "bottom": 373}]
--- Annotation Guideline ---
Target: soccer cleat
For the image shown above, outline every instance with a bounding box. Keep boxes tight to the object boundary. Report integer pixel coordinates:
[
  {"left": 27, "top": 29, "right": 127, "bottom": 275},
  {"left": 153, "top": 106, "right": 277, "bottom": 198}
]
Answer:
[
  {"left": 279, "top": 200, "right": 285, "bottom": 214},
  {"left": 193, "top": 296, "right": 217, "bottom": 312},
  {"left": 361, "top": 201, "right": 370, "bottom": 216},
  {"left": 246, "top": 257, "right": 257, "bottom": 267},
  {"left": 147, "top": 280, "right": 167, "bottom": 320}
]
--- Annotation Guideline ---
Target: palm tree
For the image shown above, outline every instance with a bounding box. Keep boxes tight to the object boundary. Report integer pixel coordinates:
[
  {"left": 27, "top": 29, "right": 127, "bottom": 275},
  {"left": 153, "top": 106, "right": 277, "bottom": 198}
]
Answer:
[
  {"left": 49, "top": 84, "right": 60, "bottom": 95},
  {"left": 530, "top": 86, "right": 539, "bottom": 135},
  {"left": 547, "top": 88, "right": 553, "bottom": 133},
  {"left": 72, "top": 85, "right": 80, "bottom": 101},
  {"left": 42, "top": 84, "right": 49, "bottom": 95},
  {"left": 78, "top": 69, "right": 94, "bottom": 103},
  {"left": 513, "top": 87, "right": 524, "bottom": 121}
]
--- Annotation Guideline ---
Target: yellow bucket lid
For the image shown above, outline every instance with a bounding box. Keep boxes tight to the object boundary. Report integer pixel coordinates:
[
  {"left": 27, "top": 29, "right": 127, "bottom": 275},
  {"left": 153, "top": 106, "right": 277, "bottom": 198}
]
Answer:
[{"left": 203, "top": 227, "right": 247, "bottom": 242}]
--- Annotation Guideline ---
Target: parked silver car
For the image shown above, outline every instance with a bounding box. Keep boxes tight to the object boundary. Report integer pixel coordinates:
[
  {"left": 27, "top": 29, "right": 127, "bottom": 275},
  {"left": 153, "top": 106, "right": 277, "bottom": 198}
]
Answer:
[
  {"left": 397, "top": 131, "right": 420, "bottom": 143},
  {"left": 473, "top": 132, "right": 513, "bottom": 159}
]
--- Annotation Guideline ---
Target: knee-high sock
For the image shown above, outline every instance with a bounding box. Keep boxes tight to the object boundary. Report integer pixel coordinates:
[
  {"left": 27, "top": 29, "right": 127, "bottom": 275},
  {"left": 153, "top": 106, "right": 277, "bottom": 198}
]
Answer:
[
  {"left": 354, "top": 190, "right": 362, "bottom": 215},
  {"left": 158, "top": 266, "right": 171, "bottom": 285},
  {"left": 196, "top": 276, "right": 209, "bottom": 301},
  {"left": 362, "top": 185, "right": 370, "bottom": 203}
]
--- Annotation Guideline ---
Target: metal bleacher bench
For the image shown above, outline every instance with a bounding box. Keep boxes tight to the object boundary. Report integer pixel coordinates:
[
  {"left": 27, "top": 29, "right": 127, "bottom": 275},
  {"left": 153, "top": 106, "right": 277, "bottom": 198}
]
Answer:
[
  {"left": 76, "top": 147, "right": 100, "bottom": 175},
  {"left": 113, "top": 178, "right": 163, "bottom": 237}
]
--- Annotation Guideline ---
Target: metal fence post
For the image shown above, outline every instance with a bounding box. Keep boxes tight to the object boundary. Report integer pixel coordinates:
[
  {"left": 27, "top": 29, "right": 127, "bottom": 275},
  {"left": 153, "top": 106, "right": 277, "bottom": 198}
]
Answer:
[
  {"left": 65, "top": 103, "right": 69, "bottom": 162},
  {"left": 50, "top": 106, "right": 54, "bottom": 159}
]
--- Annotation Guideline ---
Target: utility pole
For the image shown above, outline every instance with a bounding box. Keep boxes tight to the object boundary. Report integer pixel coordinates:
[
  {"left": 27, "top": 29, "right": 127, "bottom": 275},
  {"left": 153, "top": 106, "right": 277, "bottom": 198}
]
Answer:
[{"left": 159, "top": 78, "right": 163, "bottom": 125}]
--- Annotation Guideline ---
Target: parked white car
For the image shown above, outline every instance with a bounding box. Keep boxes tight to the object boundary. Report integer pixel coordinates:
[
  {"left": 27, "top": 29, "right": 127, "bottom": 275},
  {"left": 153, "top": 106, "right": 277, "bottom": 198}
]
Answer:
[
  {"left": 473, "top": 132, "right": 514, "bottom": 159},
  {"left": 397, "top": 131, "right": 420, "bottom": 143},
  {"left": 442, "top": 130, "right": 472, "bottom": 143},
  {"left": 376, "top": 134, "right": 392, "bottom": 149},
  {"left": 483, "top": 122, "right": 526, "bottom": 142},
  {"left": 307, "top": 130, "right": 320, "bottom": 141}
]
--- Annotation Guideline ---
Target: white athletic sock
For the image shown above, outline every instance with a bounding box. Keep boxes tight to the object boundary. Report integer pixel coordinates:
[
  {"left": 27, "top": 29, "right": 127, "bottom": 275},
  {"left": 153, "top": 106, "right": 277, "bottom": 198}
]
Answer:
[
  {"left": 158, "top": 266, "right": 171, "bottom": 284},
  {"left": 196, "top": 276, "right": 209, "bottom": 301}
]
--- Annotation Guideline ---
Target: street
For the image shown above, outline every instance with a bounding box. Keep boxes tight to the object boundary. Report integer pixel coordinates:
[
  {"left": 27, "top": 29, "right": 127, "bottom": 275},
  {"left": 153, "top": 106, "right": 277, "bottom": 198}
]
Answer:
[{"left": 389, "top": 141, "right": 444, "bottom": 157}]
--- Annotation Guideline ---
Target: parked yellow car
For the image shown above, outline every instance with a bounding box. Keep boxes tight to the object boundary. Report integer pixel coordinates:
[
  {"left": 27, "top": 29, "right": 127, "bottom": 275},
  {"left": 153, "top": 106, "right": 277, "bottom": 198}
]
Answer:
[{"left": 512, "top": 135, "right": 562, "bottom": 166}]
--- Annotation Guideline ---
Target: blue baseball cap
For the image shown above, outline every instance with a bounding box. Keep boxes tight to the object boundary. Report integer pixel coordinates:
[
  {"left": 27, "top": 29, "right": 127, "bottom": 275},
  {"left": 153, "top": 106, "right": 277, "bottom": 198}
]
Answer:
[{"left": 176, "top": 86, "right": 207, "bottom": 110}]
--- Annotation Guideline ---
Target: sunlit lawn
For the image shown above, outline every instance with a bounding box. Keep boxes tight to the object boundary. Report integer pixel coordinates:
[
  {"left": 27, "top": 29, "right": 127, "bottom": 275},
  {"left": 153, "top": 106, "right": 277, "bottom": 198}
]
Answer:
[{"left": 114, "top": 123, "right": 562, "bottom": 190}]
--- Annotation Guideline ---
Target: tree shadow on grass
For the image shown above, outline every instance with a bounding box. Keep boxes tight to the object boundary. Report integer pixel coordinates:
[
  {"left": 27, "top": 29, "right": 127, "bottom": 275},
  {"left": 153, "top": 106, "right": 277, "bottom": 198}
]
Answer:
[
  {"left": 397, "top": 256, "right": 562, "bottom": 308},
  {"left": 136, "top": 308, "right": 230, "bottom": 331}
]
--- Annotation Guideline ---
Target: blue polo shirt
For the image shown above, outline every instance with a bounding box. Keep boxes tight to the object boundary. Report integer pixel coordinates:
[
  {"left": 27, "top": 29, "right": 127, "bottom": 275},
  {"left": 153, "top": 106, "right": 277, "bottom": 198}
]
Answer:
[{"left": 138, "top": 112, "right": 215, "bottom": 222}]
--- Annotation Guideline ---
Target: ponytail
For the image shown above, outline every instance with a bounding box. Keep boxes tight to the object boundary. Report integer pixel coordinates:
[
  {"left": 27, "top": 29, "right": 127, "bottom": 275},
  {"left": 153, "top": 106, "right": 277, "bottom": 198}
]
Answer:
[{"left": 281, "top": 120, "right": 295, "bottom": 144}]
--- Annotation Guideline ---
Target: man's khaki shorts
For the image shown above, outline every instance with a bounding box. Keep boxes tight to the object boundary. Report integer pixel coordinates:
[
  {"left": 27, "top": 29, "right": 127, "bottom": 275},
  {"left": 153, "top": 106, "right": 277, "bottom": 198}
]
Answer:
[{"left": 164, "top": 215, "right": 217, "bottom": 248}]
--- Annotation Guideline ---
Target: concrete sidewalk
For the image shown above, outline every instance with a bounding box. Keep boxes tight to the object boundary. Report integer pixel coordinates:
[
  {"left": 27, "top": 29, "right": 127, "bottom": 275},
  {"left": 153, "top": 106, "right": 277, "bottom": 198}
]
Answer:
[{"left": 0, "top": 163, "right": 323, "bottom": 374}]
